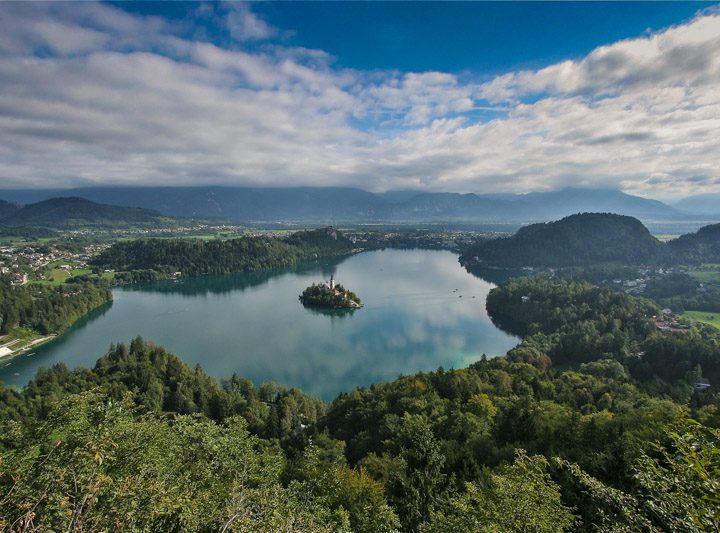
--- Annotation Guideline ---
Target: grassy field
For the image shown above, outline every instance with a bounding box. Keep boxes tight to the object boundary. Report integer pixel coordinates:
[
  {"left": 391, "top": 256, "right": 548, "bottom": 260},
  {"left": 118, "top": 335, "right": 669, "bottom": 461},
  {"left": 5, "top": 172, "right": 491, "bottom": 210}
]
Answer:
[
  {"left": 0, "top": 326, "right": 53, "bottom": 358},
  {"left": 688, "top": 264, "right": 720, "bottom": 283},
  {"left": 36, "top": 269, "right": 115, "bottom": 285},
  {"left": 30, "top": 260, "right": 92, "bottom": 285},
  {"left": 28, "top": 259, "right": 119, "bottom": 285},
  {"left": 682, "top": 310, "right": 720, "bottom": 329}
]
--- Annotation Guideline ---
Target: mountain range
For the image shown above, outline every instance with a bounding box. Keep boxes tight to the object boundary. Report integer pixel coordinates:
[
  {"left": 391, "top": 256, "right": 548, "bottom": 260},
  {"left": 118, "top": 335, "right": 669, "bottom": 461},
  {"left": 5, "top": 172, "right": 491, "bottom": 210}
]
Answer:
[
  {"left": 672, "top": 194, "right": 720, "bottom": 216},
  {"left": 0, "top": 186, "right": 716, "bottom": 225},
  {"left": 0, "top": 197, "right": 178, "bottom": 229}
]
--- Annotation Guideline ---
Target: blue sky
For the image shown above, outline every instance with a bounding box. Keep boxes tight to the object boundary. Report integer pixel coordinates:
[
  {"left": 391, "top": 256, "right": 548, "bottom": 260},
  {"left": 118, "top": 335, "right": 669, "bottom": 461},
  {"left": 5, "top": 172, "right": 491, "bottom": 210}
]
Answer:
[
  {"left": 121, "top": 2, "right": 710, "bottom": 74},
  {"left": 0, "top": 2, "right": 719, "bottom": 199}
]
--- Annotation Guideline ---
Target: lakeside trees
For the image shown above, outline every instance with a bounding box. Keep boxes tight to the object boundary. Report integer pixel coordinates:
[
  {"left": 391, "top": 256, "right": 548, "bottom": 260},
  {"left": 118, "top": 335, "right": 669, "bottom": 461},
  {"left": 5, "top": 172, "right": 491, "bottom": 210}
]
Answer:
[
  {"left": 485, "top": 276, "right": 720, "bottom": 389},
  {"left": 0, "top": 275, "right": 111, "bottom": 335},
  {"left": 93, "top": 227, "right": 356, "bottom": 279}
]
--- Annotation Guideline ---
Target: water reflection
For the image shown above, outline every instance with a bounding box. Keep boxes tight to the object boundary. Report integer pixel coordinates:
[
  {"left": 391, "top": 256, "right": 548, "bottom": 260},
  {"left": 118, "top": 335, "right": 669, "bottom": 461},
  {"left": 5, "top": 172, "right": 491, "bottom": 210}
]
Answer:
[
  {"left": 303, "top": 306, "right": 358, "bottom": 319},
  {"left": 121, "top": 257, "right": 347, "bottom": 297},
  {"left": 463, "top": 265, "right": 527, "bottom": 285},
  {"left": 0, "top": 250, "right": 519, "bottom": 400}
]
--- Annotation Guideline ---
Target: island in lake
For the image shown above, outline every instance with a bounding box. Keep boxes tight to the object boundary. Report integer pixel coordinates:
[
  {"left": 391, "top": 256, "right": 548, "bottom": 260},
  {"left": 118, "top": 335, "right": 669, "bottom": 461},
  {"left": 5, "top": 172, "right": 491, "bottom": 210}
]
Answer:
[{"left": 299, "top": 275, "right": 363, "bottom": 309}]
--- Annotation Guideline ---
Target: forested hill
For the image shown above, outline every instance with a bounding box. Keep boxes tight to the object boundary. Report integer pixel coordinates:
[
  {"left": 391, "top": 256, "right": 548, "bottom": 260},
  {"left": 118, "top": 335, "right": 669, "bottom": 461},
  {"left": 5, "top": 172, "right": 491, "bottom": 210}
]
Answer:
[
  {"left": 461, "top": 213, "right": 720, "bottom": 268},
  {"left": 665, "top": 223, "right": 720, "bottom": 264},
  {"left": 93, "top": 227, "right": 356, "bottom": 277},
  {"left": 0, "top": 199, "right": 18, "bottom": 219},
  {"left": 461, "top": 213, "right": 662, "bottom": 267},
  {"left": 0, "top": 197, "right": 179, "bottom": 229}
]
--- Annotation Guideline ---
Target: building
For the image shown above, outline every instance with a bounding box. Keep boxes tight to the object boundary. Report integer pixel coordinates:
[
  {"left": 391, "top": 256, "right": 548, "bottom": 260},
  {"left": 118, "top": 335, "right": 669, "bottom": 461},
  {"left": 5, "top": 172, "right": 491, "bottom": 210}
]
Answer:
[{"left": 693, "top": 378, "right": 711, "bottom": 391}]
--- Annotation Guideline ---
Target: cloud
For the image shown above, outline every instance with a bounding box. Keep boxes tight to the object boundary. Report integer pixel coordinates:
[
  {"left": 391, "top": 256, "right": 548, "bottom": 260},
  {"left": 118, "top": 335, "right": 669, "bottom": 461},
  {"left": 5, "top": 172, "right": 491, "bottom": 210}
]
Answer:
[
  {"left": 361, "top": 72, "right": 475, "bottom": 125},
  {"left": 476, "top": 12, "right": 720, "bottom": 103},
  {"left": 223, "top": 3, "right": 277, "bottom": 42},
  {"left": 0, "top": 3, "right": 718, "bottom": 199}
]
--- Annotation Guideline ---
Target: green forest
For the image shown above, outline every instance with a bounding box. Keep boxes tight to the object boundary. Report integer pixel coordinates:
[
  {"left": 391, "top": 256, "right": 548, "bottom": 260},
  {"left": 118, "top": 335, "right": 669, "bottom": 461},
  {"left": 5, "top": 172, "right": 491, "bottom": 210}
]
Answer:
[
  {"left": 460, "top": 213, "right": 720, "bottom": 268},
  {"left": 1, "top": 277, "right": 718, "bottom": 531},
  {"left": 93, "top": 227, "right": 356, "bottom": 279},
  {"left": 0, "top": 276, "right": 111, "bottom": 335}
]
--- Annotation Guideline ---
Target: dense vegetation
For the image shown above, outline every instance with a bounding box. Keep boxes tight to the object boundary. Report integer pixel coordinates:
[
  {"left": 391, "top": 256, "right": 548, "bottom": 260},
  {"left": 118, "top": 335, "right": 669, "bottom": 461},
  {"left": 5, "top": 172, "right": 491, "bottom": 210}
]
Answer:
[
  {"left": 460, "top": 213, "right": 720, "bottom": 268},
  {"left": 486, "top": 276, "right": 720, "bottom": 387},
  {"left": 0, "top": 197, "right": 179, "bottom": 229},
  {"left": 0, "top": 200, "right": 18, "bottom": 220},
  {"left": 93, "top": 227, "right": 356, "bottom": 278},
  {"left": 300, "top": 283, "right": 362, "bottom": 309},
  {"left": 461, "top": 213, "right": 662, "bottom": 268},
  {"left": 0, "top": 226, "right": 56, "bottom": 239},
  {"left": 1, "top": 276, "right": 718, "bottom": 531},
  {"left": 665, "top": 223, "right": 720, "bottom": 264},
  {"left": 0, "top": 275, "right": 111, "bottom": 335},
  {"left": 643, "top": 272, "right": 720, "bottom": 312},
  {"left": 0, "top": 339, "right": 323, "bottom": 440}
]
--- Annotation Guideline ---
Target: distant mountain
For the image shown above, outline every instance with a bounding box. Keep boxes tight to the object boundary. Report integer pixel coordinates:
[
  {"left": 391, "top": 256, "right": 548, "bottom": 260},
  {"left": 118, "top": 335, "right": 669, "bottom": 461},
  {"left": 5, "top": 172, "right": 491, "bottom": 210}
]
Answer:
[
  {"left": 518, "top": 188, "right": 679, "bottom": 220},
  {"left": 0, "top": 200, "right": 19, "bottom": 219},
  {"left": 674, "top": 194, "right": 720, "bottom": 216},
  {"left": 0, "top": 187, "right": 380, "bottom": 223},
  {"left": 0, "top": 186, "right": 694, "bottom": 224},
  {"left": 0, "top": 197, "right": 179, "bottom": 229},
  {"left": 460, "top": 213, "right": 662, "bottom": 267},
  {"left": 384, "top": 192, "right": 527, "bottom": 221}
]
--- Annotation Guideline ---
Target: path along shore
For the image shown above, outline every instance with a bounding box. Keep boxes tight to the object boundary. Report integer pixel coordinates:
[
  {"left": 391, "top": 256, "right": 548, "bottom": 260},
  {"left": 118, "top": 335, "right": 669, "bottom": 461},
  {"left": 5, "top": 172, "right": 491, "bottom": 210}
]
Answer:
[{"left": 0, "top": 335, "right": 56, "bottom": 361}]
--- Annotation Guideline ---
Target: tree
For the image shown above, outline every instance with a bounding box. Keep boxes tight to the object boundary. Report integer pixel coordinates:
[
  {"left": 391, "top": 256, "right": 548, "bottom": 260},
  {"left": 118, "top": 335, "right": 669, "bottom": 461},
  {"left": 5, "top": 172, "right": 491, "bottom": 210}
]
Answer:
[
  {"left": 427, "top": 451, "right": 577, "bottom": 533},
  {"left": 634, "top": 421, "right": 720, "bottom": 531},
  {"left": 387, "top": 414, "right": 447, "bottom": 532},
  {"left": 0, "top": 391, "right": 340, "bottom": 532}
]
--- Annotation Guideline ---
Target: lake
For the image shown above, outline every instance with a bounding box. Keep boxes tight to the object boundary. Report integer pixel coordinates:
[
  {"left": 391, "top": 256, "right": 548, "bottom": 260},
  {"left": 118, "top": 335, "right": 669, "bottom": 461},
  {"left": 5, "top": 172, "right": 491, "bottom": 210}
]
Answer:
[{"left": 0, "top": 249, "right": 519, "bottom": 400}]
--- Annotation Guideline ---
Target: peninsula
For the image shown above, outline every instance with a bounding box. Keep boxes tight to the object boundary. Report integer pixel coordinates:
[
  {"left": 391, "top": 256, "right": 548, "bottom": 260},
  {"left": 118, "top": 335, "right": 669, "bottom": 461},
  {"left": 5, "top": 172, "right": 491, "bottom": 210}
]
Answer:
[{"left": 299, "top": 275, "right": 363, "bottom": 309}]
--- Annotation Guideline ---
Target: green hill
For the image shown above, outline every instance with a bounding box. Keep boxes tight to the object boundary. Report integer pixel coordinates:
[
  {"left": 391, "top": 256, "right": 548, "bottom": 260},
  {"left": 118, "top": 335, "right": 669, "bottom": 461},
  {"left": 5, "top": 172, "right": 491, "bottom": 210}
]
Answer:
[
  {"left": 0, "top": 199, "right": 19, "bottom": 219},
  {"left": 461, "top": 213, "right": 662, "bottom": 268},
  {"left": 0, "top": 197, "right": 178, "bottom": 229},
  {"left": 665, "top": 223, "right": 720, "bottom": 264},
  {"left": 93, "top": 227, "right": 355, "bottom": 276}
]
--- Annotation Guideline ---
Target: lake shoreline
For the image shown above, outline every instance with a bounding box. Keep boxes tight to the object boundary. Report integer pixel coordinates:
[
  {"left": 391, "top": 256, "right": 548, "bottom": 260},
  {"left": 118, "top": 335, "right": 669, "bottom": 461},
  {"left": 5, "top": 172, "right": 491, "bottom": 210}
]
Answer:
[{"left": 0, "top": 249, "right": 519, "bottom": 399}]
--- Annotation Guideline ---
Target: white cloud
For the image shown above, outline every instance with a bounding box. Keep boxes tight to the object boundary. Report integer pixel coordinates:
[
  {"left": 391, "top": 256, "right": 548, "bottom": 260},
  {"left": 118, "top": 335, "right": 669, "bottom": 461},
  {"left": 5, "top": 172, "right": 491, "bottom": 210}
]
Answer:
[
  {"left": 476, "top": 12, "right": 720, "bottom": 103},
  {"left": 0, "top": 3, "right": 718, "bottom": 199},
  {"left": 223, "top": 3, "right": 277, "bottom": 42}
]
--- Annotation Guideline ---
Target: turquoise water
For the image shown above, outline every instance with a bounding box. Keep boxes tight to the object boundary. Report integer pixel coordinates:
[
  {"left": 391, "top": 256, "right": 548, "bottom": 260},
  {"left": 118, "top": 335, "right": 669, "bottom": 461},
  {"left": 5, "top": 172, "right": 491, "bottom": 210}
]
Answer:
[{"left": 0, "top": 249, "right": 518, "bottom": 400}]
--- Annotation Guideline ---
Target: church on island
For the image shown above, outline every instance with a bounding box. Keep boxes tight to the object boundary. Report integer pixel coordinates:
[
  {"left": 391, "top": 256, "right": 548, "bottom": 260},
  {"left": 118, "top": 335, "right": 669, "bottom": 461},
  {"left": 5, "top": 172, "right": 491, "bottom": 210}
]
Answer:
[
  {"left": 323, "top": 275, "right": 337, "bottom": 291},
  {"left": 299, "top": 275, "right": 363, "bottom": 309}
]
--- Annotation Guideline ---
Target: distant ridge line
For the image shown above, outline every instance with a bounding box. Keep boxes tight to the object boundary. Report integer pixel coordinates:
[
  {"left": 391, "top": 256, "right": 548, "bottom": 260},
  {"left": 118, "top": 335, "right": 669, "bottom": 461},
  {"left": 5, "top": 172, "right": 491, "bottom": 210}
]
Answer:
[{"left": 0, "top": 186, "right": 717, "bottom": 224}]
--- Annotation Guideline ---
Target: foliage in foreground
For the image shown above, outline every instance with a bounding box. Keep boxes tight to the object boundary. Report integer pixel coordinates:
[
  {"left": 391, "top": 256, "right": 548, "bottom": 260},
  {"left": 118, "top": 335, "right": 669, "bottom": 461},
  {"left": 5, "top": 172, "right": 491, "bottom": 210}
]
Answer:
[
  {"left": 1, "top": 387, "right": 717, "bottom": 532},
  {"left": 0, "top": 392, "right": 344, "bottom": 532}
]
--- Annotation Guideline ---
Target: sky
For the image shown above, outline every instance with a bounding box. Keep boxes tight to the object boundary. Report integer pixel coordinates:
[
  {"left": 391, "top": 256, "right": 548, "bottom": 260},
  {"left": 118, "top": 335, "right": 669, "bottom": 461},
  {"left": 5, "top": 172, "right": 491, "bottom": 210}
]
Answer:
[{"left": 0, "top": 2, "right": 719, "bottom": 200}]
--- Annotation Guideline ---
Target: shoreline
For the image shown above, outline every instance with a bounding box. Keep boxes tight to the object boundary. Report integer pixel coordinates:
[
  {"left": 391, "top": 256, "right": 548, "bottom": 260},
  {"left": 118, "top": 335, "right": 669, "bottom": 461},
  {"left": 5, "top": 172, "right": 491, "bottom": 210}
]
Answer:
[{"left": 0, "top": 334, "right": 57, "bottom": 362}]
